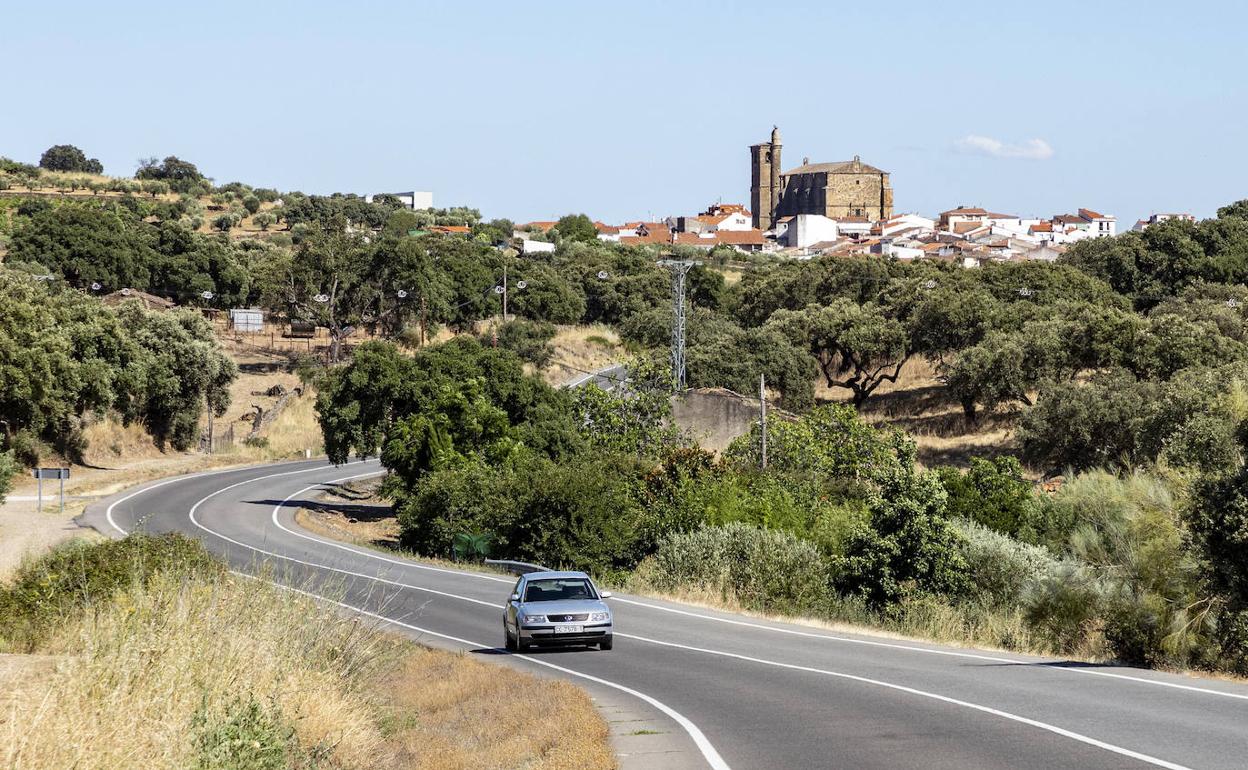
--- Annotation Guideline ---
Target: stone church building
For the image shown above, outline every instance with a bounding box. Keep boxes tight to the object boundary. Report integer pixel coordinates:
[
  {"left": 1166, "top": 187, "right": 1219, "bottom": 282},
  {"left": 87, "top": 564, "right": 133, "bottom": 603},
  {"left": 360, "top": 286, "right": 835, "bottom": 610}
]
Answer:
[{"left": 750, "top": 126, "right": 894, "bottom": 231}]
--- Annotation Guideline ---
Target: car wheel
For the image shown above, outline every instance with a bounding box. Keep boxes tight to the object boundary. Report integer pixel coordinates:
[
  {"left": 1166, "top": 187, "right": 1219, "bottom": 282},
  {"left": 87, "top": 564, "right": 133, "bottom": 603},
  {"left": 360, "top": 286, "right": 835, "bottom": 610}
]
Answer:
[
  {"left": 599, "top": 635, "right": 613, "bottom": 651},
  {"left": 504, "top": 625, "right": 517, "bottom": 652}
]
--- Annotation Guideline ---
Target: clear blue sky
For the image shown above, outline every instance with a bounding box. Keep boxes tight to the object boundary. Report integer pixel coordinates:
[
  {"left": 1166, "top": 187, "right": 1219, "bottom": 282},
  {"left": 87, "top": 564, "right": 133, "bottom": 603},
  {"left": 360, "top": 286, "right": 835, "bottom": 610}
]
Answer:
[{"left": 3, "top": 1, "right": 1244, "bottom": 225}]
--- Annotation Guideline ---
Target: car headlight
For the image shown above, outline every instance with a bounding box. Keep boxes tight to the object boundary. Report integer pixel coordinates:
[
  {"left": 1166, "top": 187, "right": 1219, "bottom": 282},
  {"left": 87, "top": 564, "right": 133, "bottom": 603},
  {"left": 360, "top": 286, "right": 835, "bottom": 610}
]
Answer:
[
  {"left": 590, "top": 612, "right": 610, "bottom": 622},
  {"left": 523, "top": 614, "right": 547, "bottom": 624}
]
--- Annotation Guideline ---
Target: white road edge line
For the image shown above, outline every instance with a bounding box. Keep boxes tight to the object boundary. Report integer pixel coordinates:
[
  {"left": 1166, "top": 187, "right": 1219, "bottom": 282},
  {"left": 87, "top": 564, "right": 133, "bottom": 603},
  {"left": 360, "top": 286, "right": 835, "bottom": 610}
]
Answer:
[
  {"left": 103, "top": 458, "right": 358, "bottom": 537},
  {"left": 619, "top": 633, "right": 1192, "bottom": 770},
  {"left": 103, "top": 462, "right": 1231, "bottom": 770},
  {"left": 268, "top": 479, "right": 1248, "bottom": 704},
  {"left": 607, "top": 599, "right": 1248, "bottom": 702},
  {"left": 232, "top": 572, "right": 730, "bottom": 770},
  {"left": 145, "top": 467, "right": 731, "bottom": 770},
  {"left": 267, "top": 479, "right": 1193, "bottom": 770}
]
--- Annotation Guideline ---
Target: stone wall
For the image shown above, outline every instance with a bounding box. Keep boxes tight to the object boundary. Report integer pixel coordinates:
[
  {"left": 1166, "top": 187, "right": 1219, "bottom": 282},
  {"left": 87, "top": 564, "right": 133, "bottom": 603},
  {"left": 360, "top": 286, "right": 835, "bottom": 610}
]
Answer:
[{"left": 670, "top": 388, "right": 797, "bottom": 454}]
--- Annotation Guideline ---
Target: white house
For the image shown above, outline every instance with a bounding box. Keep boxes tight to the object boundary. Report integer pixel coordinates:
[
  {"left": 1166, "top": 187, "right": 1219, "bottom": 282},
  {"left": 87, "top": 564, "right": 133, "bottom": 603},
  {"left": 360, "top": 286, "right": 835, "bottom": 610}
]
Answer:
[
  {"left": 1132, "top": 212, "right": 1197, "bottom": 231},
  {"left": 785, "top": 214, "right": 840, "bottom": 248},
  {"left": 520, "top": 239, "right": 556, "bottom": 254},
  {"left": 833, "top": 218, "right": 873, "bottom": 240},
  {"left": 364, "top": 191, "right": 433, "bottom": 210},
  {"left": 880, "top": 213, "right": 935, "bottom": 236}
]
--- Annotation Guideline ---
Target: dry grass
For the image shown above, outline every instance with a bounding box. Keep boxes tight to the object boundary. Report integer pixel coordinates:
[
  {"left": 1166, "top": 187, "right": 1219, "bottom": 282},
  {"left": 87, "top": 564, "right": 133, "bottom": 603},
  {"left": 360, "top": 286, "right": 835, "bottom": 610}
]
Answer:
[
  {"left": 544, "top": 324, "right": 622, "bottom": 386},
  {"left": 2, "top": 572, "right": 389, "bottom": 768},
  {"left": 0, "top": 571, "right": 614, "bottom": 769},
  {"left": 377, "top": 647, "right": 613, "bottom": 770},
  {"left": 818, "top": 357, "right": 1025, "bottom": 469}
]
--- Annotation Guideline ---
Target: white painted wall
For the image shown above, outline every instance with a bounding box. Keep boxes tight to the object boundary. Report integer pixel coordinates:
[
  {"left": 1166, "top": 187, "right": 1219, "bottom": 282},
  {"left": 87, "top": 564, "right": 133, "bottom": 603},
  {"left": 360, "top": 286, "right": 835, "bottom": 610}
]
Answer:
[
  {"left": 714, "top": 212, "right": 753, "bottom": 231},
  {"left": 521, "top": 239, "right": 556, "bottom": 254},
  {"left": 787, "top": 215, "right": 840, "bottom": 248}
]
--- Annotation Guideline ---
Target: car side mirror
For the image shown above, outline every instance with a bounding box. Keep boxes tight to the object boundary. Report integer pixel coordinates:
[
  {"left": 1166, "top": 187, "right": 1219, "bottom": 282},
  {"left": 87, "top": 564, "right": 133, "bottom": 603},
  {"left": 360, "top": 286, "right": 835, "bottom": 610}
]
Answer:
[
  {"left": 600, "top": 591, "right": 613, "bottom": 599},
  {"left": 510, "top": 593, "right": 520, "bottom": 602}
]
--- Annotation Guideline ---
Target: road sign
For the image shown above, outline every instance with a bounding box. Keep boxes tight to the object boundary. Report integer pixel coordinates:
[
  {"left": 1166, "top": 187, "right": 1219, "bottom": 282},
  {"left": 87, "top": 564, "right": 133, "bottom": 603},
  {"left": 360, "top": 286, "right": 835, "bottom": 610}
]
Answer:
[{"left": 32, "top": 468, "right": 70, "bottom": 512}]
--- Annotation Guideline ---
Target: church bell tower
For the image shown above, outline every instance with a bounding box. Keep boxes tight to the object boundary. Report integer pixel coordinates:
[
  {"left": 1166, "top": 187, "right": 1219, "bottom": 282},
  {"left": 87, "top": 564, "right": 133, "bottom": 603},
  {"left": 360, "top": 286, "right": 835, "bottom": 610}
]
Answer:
[{"left": 749, "top": 126, "right": 782, "bottom": 231}]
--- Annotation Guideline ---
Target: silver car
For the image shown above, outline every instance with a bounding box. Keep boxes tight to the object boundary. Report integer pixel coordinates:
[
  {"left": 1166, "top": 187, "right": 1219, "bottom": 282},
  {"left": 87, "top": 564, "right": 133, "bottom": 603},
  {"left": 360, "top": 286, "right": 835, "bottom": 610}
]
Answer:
[{"left": 503, "top": 570, "right": 614, "bottom": 651}]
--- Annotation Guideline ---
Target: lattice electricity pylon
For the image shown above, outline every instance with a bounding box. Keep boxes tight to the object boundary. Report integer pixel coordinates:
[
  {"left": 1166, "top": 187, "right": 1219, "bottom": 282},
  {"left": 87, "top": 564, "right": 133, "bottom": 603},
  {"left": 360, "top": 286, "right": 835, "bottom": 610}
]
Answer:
[{"left": 657, "top": 258, "right": 700, "bottom": 391}]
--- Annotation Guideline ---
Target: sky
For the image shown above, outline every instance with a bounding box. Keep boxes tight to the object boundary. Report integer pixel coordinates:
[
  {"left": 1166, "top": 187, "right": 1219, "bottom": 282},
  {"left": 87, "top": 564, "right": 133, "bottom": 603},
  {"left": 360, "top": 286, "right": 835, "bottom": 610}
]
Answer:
[{"left": 3, "top": 1, "right": 1245, "bottom": 226}]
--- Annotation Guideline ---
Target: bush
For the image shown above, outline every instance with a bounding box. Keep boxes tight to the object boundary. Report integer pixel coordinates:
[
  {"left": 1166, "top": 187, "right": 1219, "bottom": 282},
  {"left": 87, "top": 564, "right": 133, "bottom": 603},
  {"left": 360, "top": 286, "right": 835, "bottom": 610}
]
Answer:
[
  {"left": 1039, "top": 470, "right": 1210, "bottom": 666},
  {"left": 192, "top": 695, "right": 301, "bottom": 770},
  {"left": 837, "top": 463, "right": 970, "bottom": 607},
  {"left": 494, "top": 319, "right": 556, "bottom": 368},
  {"left": 398, "top": 451, "right": 648, "bottom": 575},
  {"left": 0, "top": 533, "right": 223, "bottom": 651},
  {"left": 0, "top": 449, "right": 16, "bottom": 503},
  {"left": 938, "top": 456, "right": 1043, "bottom": 539},
  {"left": 1023, "top": 564, "right": 1106, "bottom": 654},
  {"left": 953, "top": 519, "right": 1062, "bottom": 608},
  {"left": 640, "top": 523, "right": 831, "bottom": 614}
]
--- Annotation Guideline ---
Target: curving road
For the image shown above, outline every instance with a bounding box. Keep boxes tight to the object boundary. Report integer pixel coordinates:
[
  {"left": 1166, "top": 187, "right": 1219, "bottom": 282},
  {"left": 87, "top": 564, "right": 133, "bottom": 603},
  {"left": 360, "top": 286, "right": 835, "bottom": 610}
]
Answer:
[{"left": 81, "top": 458, "right": 1248, "bottom": 770}]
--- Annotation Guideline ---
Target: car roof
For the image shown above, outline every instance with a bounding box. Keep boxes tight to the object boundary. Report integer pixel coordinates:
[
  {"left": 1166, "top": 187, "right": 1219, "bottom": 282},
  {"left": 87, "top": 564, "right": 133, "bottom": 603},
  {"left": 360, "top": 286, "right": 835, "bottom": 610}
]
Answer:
[{"left": 523, "top": 570, "right": 590, "bottom": 580}]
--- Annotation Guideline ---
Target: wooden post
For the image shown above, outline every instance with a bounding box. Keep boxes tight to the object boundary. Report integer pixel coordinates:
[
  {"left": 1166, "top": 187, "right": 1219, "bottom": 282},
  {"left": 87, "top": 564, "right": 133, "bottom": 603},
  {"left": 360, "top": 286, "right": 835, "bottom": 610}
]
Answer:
[{"left": 760, "top": 373, "right": 768, "bottom": 470}]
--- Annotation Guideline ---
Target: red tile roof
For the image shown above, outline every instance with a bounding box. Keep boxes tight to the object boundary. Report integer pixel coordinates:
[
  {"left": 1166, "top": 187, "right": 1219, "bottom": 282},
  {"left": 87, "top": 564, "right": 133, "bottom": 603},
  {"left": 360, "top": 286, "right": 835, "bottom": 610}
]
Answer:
[{"left": 713, "top": 229, "right": 765, "bottom": 245}]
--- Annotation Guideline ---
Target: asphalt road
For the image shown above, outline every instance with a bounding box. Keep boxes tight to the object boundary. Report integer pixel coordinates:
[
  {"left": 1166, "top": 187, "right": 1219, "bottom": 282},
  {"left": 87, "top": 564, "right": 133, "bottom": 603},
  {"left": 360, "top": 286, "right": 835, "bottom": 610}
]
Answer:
[
  {"left": 82, "top": 458, "right": 1248, "bottom": 770},
  {"left": 564, "top": 363, "right": 629, "bottom": 392}
]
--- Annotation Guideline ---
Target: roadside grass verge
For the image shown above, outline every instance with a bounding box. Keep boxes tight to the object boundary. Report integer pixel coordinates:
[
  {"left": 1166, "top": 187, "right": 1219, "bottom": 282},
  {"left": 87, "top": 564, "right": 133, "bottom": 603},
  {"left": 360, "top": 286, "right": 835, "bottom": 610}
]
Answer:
[
  {"left": 624, "top": 569, "right": 1103, "bottom": 662},
  {"left": 0, "top": 535, "right": 614, "bottom": 769}
]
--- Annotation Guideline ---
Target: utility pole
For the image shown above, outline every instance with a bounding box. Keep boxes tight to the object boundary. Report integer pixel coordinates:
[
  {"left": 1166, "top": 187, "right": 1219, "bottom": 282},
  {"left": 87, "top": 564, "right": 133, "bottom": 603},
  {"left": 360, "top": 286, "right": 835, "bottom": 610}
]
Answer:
[
  {"left": 502, "top": 262, "right": 509, "bottom": 321},
  {"left": 419, "top": 294, "right": 427, "bottom": 346},
  {"left": 657, "top": 258, "right": 700, "bottom": 391},
  {"left": 760, "top": 373, "right": 768, "bottom": 469},
  {"left": 206, "top": 391, "right": 214, "bottom": 454}
]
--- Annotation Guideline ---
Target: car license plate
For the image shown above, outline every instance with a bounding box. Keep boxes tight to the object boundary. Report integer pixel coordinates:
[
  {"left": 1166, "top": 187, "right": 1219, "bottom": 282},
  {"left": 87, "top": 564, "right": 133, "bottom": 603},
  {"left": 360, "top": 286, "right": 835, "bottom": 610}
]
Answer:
[{"left": 554, "top": 624, "right": 583, "bottom": 634}]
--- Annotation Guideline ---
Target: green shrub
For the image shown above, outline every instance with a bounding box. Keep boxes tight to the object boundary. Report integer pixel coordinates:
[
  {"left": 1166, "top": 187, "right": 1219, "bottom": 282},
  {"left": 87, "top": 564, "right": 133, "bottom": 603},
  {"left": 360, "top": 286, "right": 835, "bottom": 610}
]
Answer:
[
  {"left": 953, "top": 519, "right": 1062, "bottom": 608},
  {"left": 640, "top": 523, "right": 831, "bottom": 614},
  {"left": 0, "top": 533, "right": 223, "bottom": 651},
  {"left": 1023, "top": 564, "right": 1106, "bottom": 654},
  {"left": 0, "top": 449, "right": 16, "bottom": 504},
  {"left": 937, "top": 456, "right": 1043, "bottom": 539},
  {"left": 192, "top": 695, "right": 304, "bottom": 770},
  {"left": 837, "top": 464, "right": 970, "bottom": 607},
  {"left": 494, "top": 319, "right": 556, "bottom": 368},
  {"left": 399, "top": 451, "right": 648, "bottom": 576},
  {"left": 1035, "top": 470, "right": 1210, "bottom": 666}
]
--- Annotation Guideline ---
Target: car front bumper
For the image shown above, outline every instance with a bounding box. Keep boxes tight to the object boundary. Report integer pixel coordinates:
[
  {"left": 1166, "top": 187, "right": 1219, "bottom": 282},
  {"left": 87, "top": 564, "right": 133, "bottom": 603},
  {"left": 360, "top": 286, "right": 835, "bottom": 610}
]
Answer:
[{"left": 519, "top": 623, "right": 612, "bottom": 645}]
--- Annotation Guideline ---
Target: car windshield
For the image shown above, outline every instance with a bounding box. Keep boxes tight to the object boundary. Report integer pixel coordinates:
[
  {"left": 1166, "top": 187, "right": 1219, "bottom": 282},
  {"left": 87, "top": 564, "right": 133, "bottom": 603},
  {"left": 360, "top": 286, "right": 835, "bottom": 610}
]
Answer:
[{"left": 524, "top": 578, "right": 597, "bottom": 603}]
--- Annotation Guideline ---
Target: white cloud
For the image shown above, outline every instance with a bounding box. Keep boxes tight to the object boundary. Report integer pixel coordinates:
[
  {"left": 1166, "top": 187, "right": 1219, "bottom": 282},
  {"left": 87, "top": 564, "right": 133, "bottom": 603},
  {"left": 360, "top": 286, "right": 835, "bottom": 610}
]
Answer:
[{"left": 954, "top": 134, "right": 1054, "bottom": 160}]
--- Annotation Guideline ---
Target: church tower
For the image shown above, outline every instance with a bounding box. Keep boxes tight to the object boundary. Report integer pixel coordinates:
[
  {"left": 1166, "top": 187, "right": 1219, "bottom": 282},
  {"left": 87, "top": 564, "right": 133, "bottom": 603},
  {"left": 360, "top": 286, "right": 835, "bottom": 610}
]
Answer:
[{"left": 749, "top": 126, "right": 782, "bottom": 231}]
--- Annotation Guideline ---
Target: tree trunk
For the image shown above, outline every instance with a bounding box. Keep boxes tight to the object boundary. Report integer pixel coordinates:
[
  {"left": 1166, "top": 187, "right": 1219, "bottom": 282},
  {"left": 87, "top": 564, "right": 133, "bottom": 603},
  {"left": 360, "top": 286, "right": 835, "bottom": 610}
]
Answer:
[{"left": 961, "top": 396, "right": 978, "bottom": 426}]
